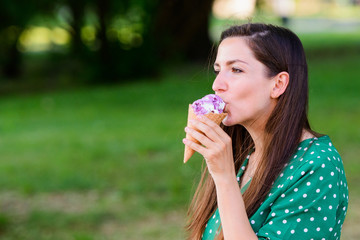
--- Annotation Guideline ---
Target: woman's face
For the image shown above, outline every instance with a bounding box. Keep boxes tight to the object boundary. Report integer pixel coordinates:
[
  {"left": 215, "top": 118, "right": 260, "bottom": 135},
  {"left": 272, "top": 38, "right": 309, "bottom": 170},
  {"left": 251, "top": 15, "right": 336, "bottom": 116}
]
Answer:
[{"left": 213, "top": 37, "right": 276, "bottom": 128}]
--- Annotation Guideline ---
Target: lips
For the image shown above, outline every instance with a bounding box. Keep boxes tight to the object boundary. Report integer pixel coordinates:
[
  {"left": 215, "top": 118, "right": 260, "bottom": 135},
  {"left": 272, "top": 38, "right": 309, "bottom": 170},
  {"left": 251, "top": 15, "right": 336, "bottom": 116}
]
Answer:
[{"left": 223, "top": 103, "right": 228, "bottom": 113}]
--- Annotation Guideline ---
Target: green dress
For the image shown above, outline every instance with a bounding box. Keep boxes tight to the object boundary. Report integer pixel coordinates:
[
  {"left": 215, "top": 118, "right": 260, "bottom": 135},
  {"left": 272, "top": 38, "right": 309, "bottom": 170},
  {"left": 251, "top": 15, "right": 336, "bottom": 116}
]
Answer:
[{"left": 202, "top": 135, "right": 349, "bottom": 240}]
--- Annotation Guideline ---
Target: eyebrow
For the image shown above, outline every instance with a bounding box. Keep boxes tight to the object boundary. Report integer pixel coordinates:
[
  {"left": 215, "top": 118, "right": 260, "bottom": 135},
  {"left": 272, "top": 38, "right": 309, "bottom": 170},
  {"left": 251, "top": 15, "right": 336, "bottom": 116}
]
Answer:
[{"left": 214, "top": 59, "right": 249, "bottom": 67}]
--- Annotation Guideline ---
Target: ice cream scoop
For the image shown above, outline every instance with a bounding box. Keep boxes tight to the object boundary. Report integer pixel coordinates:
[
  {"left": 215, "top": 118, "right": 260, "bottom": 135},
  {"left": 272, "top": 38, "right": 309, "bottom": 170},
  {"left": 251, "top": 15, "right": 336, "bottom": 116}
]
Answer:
[
  {"left": 184, "top": 94, "right": 227, "bottom": 163},
  {"left": 192, "top": 94, "right": 226, "bottom": 115}
]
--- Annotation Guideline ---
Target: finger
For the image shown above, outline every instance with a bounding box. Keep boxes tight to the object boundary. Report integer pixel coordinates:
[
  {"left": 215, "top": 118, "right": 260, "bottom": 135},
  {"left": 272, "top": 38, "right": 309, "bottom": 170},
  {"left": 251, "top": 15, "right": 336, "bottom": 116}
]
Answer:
[
  {"left": 189, "top": 118, "right": 222, "bottom": 143},
  {"left": 182, "top": 137, "right": 208, "bottom": 157},
  {"left": 196, "top": 115, "right": 228, "bottom": 138},
  {"left": 185, "top": 126, "right": 215, "bottom": 148}
]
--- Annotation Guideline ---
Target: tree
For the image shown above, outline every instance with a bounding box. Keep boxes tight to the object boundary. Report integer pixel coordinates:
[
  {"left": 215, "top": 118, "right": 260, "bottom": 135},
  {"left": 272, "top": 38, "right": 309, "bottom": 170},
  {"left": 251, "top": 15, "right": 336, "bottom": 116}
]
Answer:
[
  {"left": 0, "top": 0, "right": 216, "bottom": 83},
  {"left": 0, "top": 0, "right": 53, "bottom": 78},
  {"left": 152, "top": 0, "right": 215, "bottom": 61}
]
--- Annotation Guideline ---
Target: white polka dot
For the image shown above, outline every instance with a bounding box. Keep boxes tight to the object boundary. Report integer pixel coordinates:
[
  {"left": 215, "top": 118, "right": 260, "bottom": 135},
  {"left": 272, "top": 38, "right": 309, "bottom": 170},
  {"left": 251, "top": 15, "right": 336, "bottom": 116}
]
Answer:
[
  {"left": 329, "top": 184, "right": 333, "bottom": 188},
  {"left": 283, "top": 220, "right": 287, "bottom": 224},
  {"left": 269, "top": 221, "right": 273, "bottom": 225},
  {"left": 307, "top": 182, "right": 311, "bottom": 186},
  {"left": 303, "top": 194, "right": 307, "bottom": 198},
  {"left": 291, "top": 230, "right": 295, "bottom": 234},
  {"left": 329, "top": 205, "right": 333, "bottom": 210},
  {"left": 318, "top": 207, "right": 322, "bottom": 211},
  {"left": 309, "top": 160, "right": 314, "bottom": 164},
  {"left": 301, "top": 171, "right": 305, "bottom": 175},
  {"left": 310, "top": 170, "right": 314, "bottom": 174},
  {"left": 277, "top": 231, "right": 281, "bottom": 235},
  {"left": 285, "top": 209, "right": 289, "bottom": 213},
  {"left": 310, "top": 151, "right": 314, "bottom": 155},
  {"left": 294, "top": 188, "right": 298, "bottom": 192},
  {"left": 324, "top": 217, "right": 327, "bottom": 221},
  {"left": 281, "top": 194, "right": 286, "bottom": 198},
  {"left": 322, "top": 164, "right": 325, "bottom": 168},
  {"left": 299, "top": 206, "right": 303, "bottom": 210},
  {"left": 316, "top": 189, "right": 321, "bottom": 193},
  {"left": 310, "top": 217, "right": 314, "bottom": 221},
  {"left": 251, "top": 220, "right": 255, "bottom": 224},
  {"left": 304, "top": 228, "right": 308, "bottom": 232},
  {"left": 271, "top": 213, "right": 276, "bottom": 217},
  {"left": 319, "top": 176, "right": 324, "bottom": 181},
  {"left": 317, "top": 227, "right": 321, "bottom": 231},
  {"left": 260, "top": 211, "right": 264, "bottom": 215},
  {"left": 209, "top": 229, "right": 212, "bottom": 233},
  {"left": 297, "top": 218, "right": 301, "bottom": 222},
  {"left": 329, "top": 227, "right": 333, "bottom": 232},
  {"left": 331, "top": 172, "right": 335, "bottom": 176}
]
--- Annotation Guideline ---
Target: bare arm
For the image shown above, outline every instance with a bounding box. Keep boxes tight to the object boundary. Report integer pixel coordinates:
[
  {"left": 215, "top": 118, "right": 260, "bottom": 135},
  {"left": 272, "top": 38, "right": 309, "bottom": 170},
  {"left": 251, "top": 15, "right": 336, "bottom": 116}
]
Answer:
[{"left": 183, "top": 115, "right": 258, "bottom": 240}]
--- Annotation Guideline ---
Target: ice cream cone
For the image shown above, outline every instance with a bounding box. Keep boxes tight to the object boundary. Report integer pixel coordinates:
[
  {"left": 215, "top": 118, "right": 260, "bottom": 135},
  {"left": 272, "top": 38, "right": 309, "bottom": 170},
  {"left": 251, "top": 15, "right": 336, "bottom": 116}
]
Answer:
[{"left": 184, "top": 104, "right": 227, "bottom": 163}]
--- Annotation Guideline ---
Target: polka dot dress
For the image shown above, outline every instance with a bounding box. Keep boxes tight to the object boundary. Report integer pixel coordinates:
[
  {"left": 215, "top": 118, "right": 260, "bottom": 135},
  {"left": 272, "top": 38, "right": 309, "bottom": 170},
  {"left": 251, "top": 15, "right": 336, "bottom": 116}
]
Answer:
[{"left": 202, "top": 136, "right": 349, "bottom": 240}]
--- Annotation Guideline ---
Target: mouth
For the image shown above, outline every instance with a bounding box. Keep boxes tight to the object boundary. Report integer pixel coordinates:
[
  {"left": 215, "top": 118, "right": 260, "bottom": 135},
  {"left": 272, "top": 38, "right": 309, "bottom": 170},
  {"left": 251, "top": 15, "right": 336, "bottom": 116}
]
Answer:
[{"left": 223, "top": 103, "right": 228, "bottom": 114}]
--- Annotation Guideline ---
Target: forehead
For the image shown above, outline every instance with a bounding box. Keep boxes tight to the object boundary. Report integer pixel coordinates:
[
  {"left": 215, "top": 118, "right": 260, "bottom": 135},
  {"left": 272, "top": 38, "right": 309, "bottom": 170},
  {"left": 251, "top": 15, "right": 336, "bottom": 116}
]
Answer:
[{"left": 215, "top": 37, "right": 255, "bottom": 63}]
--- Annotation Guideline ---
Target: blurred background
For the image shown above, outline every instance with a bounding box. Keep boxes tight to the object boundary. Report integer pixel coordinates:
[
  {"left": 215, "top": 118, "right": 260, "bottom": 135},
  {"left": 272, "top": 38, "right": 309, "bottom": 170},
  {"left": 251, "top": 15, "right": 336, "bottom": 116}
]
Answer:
[{"left": 0, "top": 0, "right": 359, "bottom": 239}]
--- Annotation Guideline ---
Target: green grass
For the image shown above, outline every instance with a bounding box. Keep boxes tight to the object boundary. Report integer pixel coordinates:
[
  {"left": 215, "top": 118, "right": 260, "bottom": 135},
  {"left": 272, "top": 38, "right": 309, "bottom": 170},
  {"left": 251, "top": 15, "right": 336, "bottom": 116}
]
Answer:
[{"left": 0, "top": 32, "right": 359, "bottom": 239}]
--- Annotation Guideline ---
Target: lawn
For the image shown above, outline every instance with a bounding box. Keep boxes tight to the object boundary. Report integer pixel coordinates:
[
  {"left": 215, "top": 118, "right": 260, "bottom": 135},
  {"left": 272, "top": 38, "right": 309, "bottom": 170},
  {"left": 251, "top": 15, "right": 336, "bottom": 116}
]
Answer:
[{"left": 0, "top": 32, "right": 359, "bottom": 239}]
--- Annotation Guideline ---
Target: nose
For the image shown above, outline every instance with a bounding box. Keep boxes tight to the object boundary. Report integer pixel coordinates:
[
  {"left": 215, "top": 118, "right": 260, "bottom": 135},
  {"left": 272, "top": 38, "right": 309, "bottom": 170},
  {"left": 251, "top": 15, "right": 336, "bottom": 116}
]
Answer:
[{"left": 212, "top": 72, "right": 227, "bottom": 93}]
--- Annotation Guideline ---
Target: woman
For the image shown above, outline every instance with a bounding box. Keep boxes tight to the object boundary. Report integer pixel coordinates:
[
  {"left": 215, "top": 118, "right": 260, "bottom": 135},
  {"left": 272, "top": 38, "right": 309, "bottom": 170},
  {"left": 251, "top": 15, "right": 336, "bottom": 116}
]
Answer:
[{"left": 183, "top": 23, "right": 348, "bottom": 240}]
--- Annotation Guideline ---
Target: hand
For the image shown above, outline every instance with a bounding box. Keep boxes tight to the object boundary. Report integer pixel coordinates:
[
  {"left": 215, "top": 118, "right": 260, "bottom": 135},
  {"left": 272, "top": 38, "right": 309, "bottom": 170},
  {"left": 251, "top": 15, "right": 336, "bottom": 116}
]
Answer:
[{"left": 183, "top": 115, "right": 235, "bottom": 182}]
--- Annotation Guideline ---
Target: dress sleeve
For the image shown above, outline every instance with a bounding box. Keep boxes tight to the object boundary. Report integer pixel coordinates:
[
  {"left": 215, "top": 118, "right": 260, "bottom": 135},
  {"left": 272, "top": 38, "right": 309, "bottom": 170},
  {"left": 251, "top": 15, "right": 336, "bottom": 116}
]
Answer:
[{"left": 256, "top": 156, "right": 348, "bottom": 240}]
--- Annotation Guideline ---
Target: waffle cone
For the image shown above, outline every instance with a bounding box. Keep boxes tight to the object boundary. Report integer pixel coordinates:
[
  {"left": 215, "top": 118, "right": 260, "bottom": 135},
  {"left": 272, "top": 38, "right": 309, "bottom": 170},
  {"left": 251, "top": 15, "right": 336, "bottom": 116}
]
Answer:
[{"left": 184, "top": 104, "right": 227, "bottom": 163}]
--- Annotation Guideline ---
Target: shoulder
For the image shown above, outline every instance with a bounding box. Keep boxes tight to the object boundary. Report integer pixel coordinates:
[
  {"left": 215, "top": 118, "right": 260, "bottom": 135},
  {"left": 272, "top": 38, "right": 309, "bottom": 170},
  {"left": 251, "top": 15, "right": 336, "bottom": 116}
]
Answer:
[
  {"left": 272, "top": 136, "right": 348, "bottom": 195},
  {"left": 284, "top": 136, "right": 344, "bottom": 177}
]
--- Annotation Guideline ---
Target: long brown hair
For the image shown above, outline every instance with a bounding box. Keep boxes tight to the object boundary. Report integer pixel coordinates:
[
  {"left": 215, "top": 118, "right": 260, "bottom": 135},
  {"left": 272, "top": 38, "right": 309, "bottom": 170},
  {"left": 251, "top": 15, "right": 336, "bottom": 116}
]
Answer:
[{"left": 186, "top": 23, "right": 319, "bottom": 239}]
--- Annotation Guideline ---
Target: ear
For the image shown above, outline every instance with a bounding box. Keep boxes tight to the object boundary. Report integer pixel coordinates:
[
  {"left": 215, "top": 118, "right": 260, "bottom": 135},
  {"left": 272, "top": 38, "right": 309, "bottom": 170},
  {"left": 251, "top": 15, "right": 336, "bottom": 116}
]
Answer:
[{"left": 270, "top": 71, "right": 289, "bottom": 99}]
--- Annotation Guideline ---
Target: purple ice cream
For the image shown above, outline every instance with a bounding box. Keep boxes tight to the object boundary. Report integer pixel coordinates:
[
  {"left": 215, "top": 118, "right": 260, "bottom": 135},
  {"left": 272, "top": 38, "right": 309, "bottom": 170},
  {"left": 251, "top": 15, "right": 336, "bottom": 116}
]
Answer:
[{"left": 191, "top": 94, "right": 225, "bottom": 115}]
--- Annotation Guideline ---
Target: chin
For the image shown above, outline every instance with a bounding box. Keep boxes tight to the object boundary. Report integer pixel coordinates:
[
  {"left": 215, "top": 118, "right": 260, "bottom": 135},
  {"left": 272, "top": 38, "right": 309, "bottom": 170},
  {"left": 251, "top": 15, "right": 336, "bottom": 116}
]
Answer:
[{"left": 222, "top": 116, "right": 233, "bottom": 127}]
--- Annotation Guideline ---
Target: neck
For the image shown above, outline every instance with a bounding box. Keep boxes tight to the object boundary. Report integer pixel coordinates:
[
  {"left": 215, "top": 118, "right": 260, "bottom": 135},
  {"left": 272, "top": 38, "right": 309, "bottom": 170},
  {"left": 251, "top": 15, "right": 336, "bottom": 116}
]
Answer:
[{"left": 244, "top": 124, "right": 268, "bottom": 173}]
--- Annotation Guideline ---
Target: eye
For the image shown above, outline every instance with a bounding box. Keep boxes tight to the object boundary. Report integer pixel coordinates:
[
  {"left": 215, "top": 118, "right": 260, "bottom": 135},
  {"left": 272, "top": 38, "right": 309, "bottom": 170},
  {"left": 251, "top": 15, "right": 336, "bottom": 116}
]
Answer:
[
  {"left": 232, "top": 67, "right": 243, "bottom": 73},
  {"left": 213, "top": 69, "right": 220, "bottom": 75}
]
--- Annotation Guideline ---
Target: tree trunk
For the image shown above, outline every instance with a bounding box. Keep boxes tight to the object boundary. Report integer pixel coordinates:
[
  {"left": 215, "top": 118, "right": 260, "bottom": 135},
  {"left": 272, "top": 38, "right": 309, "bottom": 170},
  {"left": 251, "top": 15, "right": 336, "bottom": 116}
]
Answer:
[
  {"left": 68, "top": 1, "right": 86, "bottom": 58},
  {"left": 96, "top": 0, "right": 117, "bottom": 82},
  {"left": 3, "top": 30, "right": 22, "bottom": 78},
  {"left": 153, "top": 0, "right": 215, "bottom": 61}
]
